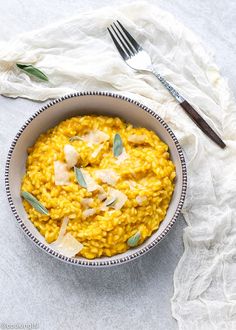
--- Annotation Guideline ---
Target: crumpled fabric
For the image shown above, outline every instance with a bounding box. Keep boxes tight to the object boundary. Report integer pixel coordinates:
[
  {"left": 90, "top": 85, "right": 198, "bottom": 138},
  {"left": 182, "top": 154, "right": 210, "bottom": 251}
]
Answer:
[{"left": 0, "top": 1, "right": 235, "bottom": 329}]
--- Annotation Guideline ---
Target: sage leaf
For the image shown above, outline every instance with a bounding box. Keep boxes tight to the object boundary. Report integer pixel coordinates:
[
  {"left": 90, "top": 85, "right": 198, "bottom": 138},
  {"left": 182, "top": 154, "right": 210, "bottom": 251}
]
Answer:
[
  {"left": 113, "top": 133, "right": 123, "bottom": 157},
  {"left": 74, "top": 167, "right": 87, "bottom": 189},
  {"left": 69, "top": 136, "right": 83, "bottom": 142},
  {"left": 127, "top": 231, "right": 141, "bottom": 247},
  {"left": 16, "top": 63, "right": 48, "bottom": 81},
  {"left": 21, "top": 191, "right": 49, "bottom": 215}
]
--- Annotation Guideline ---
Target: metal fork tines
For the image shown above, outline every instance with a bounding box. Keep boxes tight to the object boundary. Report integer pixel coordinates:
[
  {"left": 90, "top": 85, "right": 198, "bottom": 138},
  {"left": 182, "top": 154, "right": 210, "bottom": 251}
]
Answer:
[
  {"left": 108, "top": 21, "right": 142, "bottom": 59},
  {"left": 107, "top": 20, "right": 226, "bottom": 149}
]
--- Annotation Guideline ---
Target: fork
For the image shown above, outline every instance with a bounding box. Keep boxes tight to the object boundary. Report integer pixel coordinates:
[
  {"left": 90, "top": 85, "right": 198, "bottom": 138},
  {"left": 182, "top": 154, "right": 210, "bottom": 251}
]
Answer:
[{"left": 107, "top": 21, "right": 226, "bottom": 149}]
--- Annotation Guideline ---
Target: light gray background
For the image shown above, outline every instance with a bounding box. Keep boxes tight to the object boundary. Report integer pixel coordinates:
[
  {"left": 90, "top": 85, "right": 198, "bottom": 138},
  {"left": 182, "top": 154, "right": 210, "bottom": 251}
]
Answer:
[{"left": 0, "top": 1, "right": 235, "bottom": 330}]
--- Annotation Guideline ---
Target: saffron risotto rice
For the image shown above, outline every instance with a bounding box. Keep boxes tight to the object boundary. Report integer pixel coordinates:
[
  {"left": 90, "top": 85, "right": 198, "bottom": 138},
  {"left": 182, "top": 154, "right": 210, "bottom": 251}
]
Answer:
[{"left": 21, "top": 115, "right": 175, "bottom": 259}]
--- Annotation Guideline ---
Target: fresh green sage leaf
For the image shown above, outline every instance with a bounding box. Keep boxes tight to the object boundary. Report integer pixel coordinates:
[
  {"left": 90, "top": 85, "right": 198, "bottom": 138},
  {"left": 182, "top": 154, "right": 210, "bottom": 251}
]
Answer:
[
  {"left": 105, "top": 197, "right": 117, "bottom": 207},
  {"left": 127, "top": 231, "right": 141, "bottom": 247},
  {"left": 16, "top": 63, "right": 48, "bottom": 81},
  {"left": 21, "top": 191, "right": 49, "bottom": 215},
  {"left": 74, "top": 167, "right": 87, "bottom": 189},
  {"left": 113, "top": 133, "right": 123, "bottom": 157},
  {"left": 69, "top": 136, "right": 83, "bottom": 142}
]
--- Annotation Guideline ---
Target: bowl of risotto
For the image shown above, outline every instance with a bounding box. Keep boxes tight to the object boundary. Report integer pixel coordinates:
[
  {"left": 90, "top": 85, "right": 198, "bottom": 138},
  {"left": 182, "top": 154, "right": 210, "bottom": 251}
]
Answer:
[{"left": 5, "top": 92, "right": 187, "bottom": 267}]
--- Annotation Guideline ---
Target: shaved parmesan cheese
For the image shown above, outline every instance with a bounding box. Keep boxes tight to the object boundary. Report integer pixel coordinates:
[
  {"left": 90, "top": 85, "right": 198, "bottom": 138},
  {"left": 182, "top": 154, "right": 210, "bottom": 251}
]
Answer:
[
  {"left": 97, "top": 192, "right": 107, "bottom": 201},
  {"left": 82, "top": 208, "right": 96, "bottom": 218},
  {"left": 103, "top": 188, "right": 127, "bottom": 210},
  {"left": 126, "top": 180, "right": 145, "bottom": 190},
  {"left": 104, "top": 196, "right": 116, "bottom": 207},
  {"left": 127, "top": 180, "right": 136, "bottom": 189},
  {"left": 136, "top": 195, "right": 147, "bottom": 205},
  {"left": 115, "top": 149, "right": 129, "bottom": 164},
  {"left": 55, "top": 233, "right": 83, "bottom": 258},
  {"left": 107, "top": 210, "right": 116, "bottom": 215},
  {"left": 96, "top": 185, "right": 107, "bottom": 201},
  {"left": 91, "top": 144, "right": 103, "bottom": 158},
  {"left": 81, "top": 198, "right": 94, "bottom": 207},
  {"left": 51, "top": 217, "right": 83, "bottom": 258},
  {"left": 83, "top": 130, "right": 109, "bottom": 146},
  {"left": 128, "top": 134, "right": 147, "bottom": 144},
  {"left": 95, "top": 169, "right": 119, "bottom": 186},
  {"left": 54, "top": 161, "right": 70, "bottom": 185},
  {"left": 64, "top": 144, "right": 79, "bottom": 168},
  {"left": 80, "top": 169, "right": 100, "bottom": 192},
  {"left": 56, "top": 217, "right": 69, "bottom": 242},
  {"left": 81, "top": 169, "right": 101, "bottom": 192},
  {"left": 100, "top": 204, "right": 107, "bottom": 211}
]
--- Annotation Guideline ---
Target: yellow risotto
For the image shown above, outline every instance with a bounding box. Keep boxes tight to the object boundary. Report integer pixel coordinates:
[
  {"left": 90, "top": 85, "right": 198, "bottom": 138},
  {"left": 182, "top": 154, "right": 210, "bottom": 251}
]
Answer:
[{"left": 21, "top": 115, "right": 175, "bottom": 259}]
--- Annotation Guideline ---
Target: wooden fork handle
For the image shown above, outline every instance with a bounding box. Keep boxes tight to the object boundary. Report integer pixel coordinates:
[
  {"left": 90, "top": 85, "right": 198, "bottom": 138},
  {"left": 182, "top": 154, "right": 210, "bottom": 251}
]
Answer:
[{"left": 180, "top": 100, "right": 226, "bottom": 149}]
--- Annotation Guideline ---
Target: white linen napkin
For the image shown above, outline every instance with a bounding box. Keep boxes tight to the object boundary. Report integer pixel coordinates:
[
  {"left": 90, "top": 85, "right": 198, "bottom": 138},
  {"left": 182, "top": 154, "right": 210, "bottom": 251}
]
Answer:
[{"left": 0, "top": 2, "right": 235, "bottom": 329}]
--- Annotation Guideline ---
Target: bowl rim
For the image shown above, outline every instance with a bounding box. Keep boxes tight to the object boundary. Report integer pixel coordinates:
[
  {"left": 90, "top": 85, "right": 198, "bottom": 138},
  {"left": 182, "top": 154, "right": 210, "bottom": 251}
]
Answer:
[{"left": 5, "top": 91, "right": 187, "bottom": 267}]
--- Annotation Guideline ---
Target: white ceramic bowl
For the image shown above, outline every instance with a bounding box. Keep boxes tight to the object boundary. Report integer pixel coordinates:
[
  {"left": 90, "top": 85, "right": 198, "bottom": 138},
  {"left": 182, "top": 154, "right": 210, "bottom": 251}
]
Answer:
[{"left": 5, "top": 92, "right": 187, "bottom": 267}]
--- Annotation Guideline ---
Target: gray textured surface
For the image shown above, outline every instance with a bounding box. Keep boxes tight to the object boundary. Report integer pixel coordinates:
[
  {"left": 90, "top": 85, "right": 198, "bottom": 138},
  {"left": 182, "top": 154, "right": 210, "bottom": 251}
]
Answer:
[{"left": 0, "top": 1, "right": 235, "bottom": 330}]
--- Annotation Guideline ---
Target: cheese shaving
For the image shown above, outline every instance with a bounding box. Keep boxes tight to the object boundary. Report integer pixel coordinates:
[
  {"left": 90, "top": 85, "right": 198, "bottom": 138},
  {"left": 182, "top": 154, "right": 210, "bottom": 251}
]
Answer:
[
  {"left": 128, "top": 134, "right": 147, "bottom": 144},
  {"left": 91, "top": 144, "right": 103, "bottom": 158},
  {"left": 64, "top": 144, "right": 79, "bottom": 168},
  {"left": 126, "top": 180, "right": 145, "bottom": 190},
  {"left": 80, "top": 169, "right": 100, "bottom": 192},
  {"left": 54, "top": 216, "right": 69, "bottom": 243},
  {"left": 95, "top": 169, "right": 119, "bottom": 186},
  {"left": 82, "top": 208, "right": 96, "bottom": 218},
  {"left": 98, "top": 192, "right": 107, "bottom": 201},
  {"left": 136, "top": 195, "right": 147, "bottom": 205},
  {"left": 102, "top": 188, "right": 127, "bottom": 210},
  {"left": 127, "top": 180, "right": 136, "bottom": 190},
  {"left": 115, "top": 149, "right": 129, "bottom": 164},
  {"left": 51, "top": 217, "right": 83, "bottom": 258},
  {"left": 81, "top": 198, "right": 94, "bottom": 207},
  {"left": 82, "top": 130, "right": 109, "bottom": 146},
  {"left": 55, "top": 233, "right": 83, "bottom": 257},
  {"left": 54, "top": 161, "right": 70, "bottom": 185}
]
